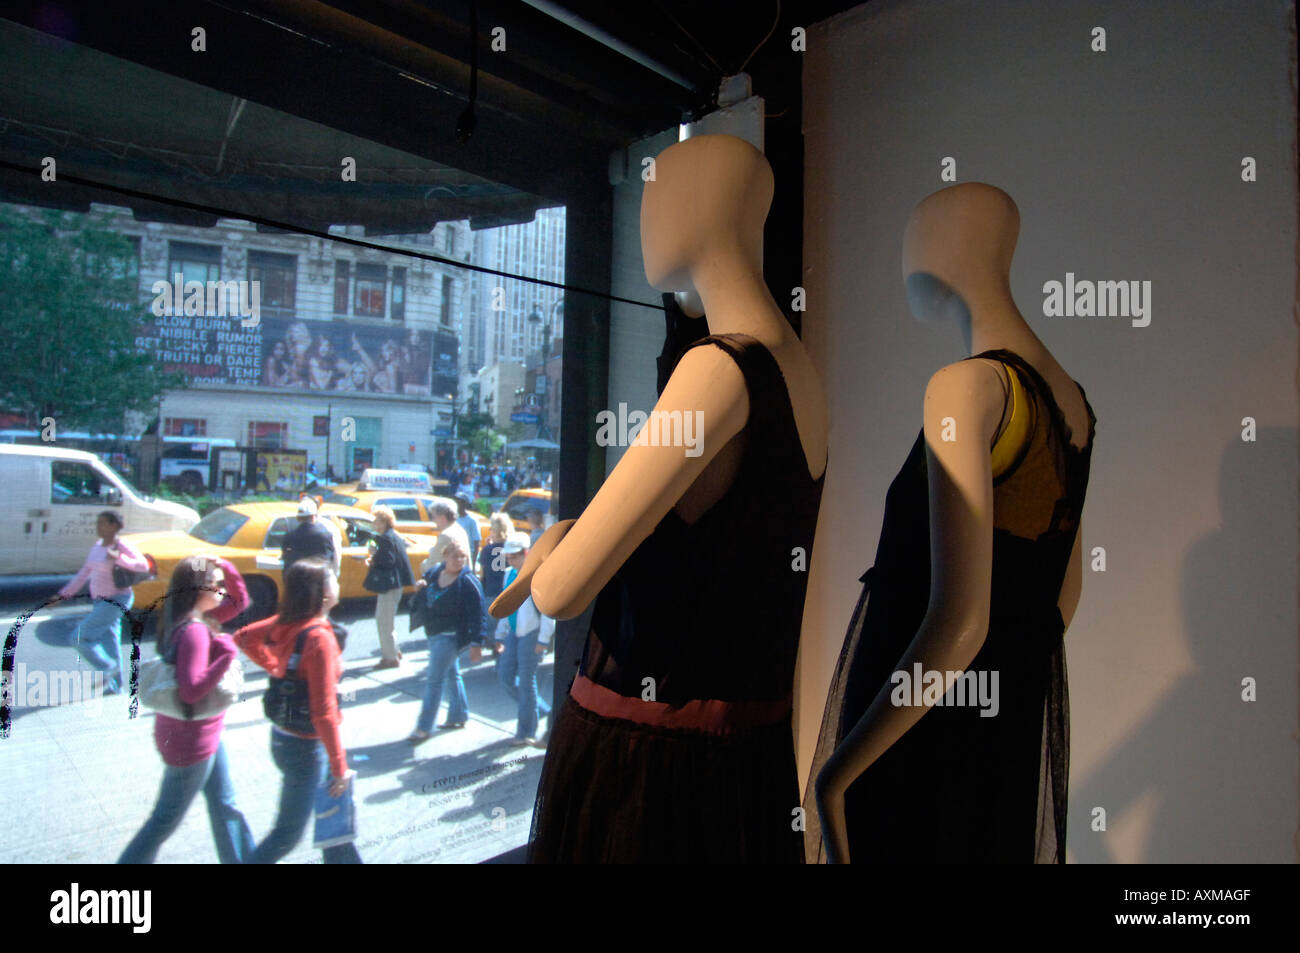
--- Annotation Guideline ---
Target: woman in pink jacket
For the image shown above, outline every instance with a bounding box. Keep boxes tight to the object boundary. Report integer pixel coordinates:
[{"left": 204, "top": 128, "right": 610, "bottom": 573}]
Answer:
[
  {"left": 52, "top": 511, "right": 150, "bottom": 694},
  {"left": 118, "top": 555, "right": 256, "bottom": 863}
]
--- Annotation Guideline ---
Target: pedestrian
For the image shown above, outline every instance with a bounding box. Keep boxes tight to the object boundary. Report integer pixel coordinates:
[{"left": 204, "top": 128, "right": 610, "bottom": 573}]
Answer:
[
  {"left": 406, "top": 533, "right": 485, "bottom": 743},
  {"left": 477, "top": 512, "right": 514, "bottom": 656},
  {"left": 52, "top": 511, "right": 149, "bottom": 694},
  {"left": 527, "top": 508, "right": 546, "bottom": 547},
  {"left": 419, "top": 501, "right": 463, "bottom": 572},
  {"left": 234, "top": 558, "right": 361, "bottom": 863},
  {"left": 119, "top": 556, "right": 256, "bottom": 863},
  {"left": 364, "top": 504, "right": 414, "bottom": 670},
  {"left": 453, "top": 491, "right": 480, "bottom": 563},
  {"left": 281, "top": 496, "right": 342, "bottom": 576},
  {"left": 456, "top": 465, "right": 475, "bottom": 501},
  {"left": 492, "top": 532, "right": 553, "bottom": 747}
]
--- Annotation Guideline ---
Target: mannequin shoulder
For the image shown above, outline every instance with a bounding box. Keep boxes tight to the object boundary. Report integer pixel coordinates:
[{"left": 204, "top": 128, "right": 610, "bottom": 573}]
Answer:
[
  {"left": 661, "top": 342, "right": 749, "bottom": 410},
  {"left": 923, "top": 359, "right": 1007, "bottom": 442}
]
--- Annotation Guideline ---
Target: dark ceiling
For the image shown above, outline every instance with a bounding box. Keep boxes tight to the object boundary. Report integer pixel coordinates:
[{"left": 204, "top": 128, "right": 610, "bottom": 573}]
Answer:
[{"left": 0, "top": 0, "right": 864, "bottom": 234}]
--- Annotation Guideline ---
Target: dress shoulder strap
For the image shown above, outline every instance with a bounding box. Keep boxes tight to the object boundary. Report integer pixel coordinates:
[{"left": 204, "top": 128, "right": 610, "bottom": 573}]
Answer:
[{"left": 674, "top": 332, "right": 817, "bottom": 480}]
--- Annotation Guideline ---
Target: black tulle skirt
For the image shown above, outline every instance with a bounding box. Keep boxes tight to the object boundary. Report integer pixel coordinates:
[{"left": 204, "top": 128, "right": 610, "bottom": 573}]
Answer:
[{"left": 528, "top": 696, "right": 805, "bottom": 863}]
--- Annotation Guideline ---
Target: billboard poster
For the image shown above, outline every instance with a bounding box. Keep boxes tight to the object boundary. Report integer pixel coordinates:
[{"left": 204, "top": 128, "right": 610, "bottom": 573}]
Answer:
[
  {"left": 134, "top": 314, "right": 262, "bottom": 384},
  {"left": 135, "top": 314, "right": 435, "bottom": 396},
  {"left": 253, "top": 450, "right": 307, "bottom": 493}
]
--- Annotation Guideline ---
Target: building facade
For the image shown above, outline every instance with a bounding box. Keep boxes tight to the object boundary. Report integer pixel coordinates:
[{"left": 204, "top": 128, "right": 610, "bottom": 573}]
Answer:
[{"left": 114, "top": 211, "right": 472, "bottom": 480}]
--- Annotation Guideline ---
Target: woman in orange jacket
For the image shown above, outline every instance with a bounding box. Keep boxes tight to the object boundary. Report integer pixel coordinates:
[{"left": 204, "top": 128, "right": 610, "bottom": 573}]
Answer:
[{"left": 234, "top": 558, "right": 360, "bottom": 863}]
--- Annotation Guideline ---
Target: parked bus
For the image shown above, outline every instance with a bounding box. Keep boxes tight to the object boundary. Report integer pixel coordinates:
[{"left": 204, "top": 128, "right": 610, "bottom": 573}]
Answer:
[{"left": 0, "top": 430, "right": 236, "bottom": 494}]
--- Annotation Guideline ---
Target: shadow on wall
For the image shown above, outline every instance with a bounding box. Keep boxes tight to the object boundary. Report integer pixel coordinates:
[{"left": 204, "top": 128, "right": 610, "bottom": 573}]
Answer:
[{"left": 1071, "top": 426, "right": 1296, "bottom": 863}]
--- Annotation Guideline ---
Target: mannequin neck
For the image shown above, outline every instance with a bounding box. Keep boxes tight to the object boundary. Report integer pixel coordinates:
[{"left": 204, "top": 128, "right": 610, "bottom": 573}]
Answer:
[
  {"left": 963, "top": 291, "right": 1046, "bottom": 362},
  {"left": 690, "top": 254, "right": 789, "bottom": 341}
]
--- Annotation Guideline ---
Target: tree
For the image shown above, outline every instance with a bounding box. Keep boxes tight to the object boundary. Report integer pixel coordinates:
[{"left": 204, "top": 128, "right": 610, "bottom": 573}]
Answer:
[{"left": 0, "top": 205, "right": 186, "bottom": 433}]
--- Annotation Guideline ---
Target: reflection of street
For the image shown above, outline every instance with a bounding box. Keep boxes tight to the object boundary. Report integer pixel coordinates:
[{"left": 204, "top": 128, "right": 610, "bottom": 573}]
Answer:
[{"left": 0, "top": 582, "right": 552, "bottom": 864}]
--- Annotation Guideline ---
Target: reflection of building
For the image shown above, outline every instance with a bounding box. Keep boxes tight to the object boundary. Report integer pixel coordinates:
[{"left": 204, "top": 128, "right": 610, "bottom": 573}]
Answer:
[
  {"left": 520, "top": 342, "right": 563, "bottom": 442},
  {"left": 466, "top": 206, "right": 566, "bottom": 387},
  {"left": 476, "top": 362, "right": 527, "bottom": 430},
  {"left": 102, "top": 208, "right": 472, "bottom": 477}
]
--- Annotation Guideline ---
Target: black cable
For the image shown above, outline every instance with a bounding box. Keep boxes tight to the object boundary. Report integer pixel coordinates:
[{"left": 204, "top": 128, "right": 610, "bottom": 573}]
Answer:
[
  {"left": 651, "top": 0, "right": 724, "bottom": 75},
  {"left": 0, "top": 158, "right": 664, "bottom": 311}
]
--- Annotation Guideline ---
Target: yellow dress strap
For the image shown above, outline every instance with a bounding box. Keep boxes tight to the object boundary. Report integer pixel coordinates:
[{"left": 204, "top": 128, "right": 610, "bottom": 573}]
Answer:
[{"left": 990, "top": 362, "right": 1032, "bottom": 480}]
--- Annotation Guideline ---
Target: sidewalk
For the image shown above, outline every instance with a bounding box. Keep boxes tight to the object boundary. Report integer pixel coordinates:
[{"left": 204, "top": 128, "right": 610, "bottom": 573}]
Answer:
[{"left": 1, "top": 643, "right": 553, "bottom": 864}]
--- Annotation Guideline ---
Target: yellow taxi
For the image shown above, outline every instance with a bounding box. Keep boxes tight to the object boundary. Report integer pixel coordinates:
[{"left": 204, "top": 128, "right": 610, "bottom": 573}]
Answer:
[
  {"left": 501, "top": 487, "right": 554, "bottom": 534},
  {"left": 322, "top": 468, "right": 491, "bottom": 550},
  {"left": 122, "top": 501, "right": 435, "bottom": 622}
]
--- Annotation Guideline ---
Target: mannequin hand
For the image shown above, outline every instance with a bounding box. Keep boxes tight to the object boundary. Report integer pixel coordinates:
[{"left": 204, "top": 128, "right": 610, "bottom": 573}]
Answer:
[{"left": 488, "top": 520, "right": 575, "bottom": 618}]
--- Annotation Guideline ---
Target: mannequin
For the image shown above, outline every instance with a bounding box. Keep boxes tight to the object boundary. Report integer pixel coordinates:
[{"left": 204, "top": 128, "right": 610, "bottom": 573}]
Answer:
[
  {"left": 809, "top": 182, "right": 1095, "bottom": 864},
  {"left": 492, "top": 133, "right": 828, "bottom": 863},
  {"left": 493, "top": 135, "right": 827, "bottom": 620}
]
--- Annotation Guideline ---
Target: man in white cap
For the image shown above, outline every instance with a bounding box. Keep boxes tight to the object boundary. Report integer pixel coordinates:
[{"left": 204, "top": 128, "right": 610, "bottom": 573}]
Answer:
[
  {"left": 281, "top": 495, "right": 342, "bottom": 575},
  {"left": 493, "top": 531, "right": 553, "bottom": 747}
]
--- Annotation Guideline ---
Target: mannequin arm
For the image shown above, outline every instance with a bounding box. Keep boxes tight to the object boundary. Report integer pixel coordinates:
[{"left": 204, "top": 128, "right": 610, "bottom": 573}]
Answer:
[
  {"left": 490, "top": 344, "right": 749, "bottom": 620},
  {"left": 815, "top": 360, "right": 1004, "bottom": 863}
]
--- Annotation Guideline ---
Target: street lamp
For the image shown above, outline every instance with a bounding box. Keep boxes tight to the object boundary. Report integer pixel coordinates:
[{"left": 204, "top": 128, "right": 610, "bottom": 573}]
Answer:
[{"left": 527, "top": 297, "right": 562, "bottom": 442}]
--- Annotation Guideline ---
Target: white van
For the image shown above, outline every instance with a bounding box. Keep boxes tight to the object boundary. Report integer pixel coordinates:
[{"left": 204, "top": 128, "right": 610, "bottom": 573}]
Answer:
[{"left": 0, "top": 444, "right": 201, "bottom": 575}]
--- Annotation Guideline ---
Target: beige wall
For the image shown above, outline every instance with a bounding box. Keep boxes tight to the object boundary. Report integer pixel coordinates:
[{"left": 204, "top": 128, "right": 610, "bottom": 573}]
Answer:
[{"left": 798, "top": 0, "right": 1298, "bottom": 861}]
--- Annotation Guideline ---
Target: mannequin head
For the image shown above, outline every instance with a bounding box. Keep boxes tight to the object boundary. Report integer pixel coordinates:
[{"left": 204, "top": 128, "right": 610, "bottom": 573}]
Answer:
[
  {"left": 901, "top": 183, "right": 1019, "bottom": 325},
  {"left": 641, "top": 134, "right": 772, "bottom": 297}
]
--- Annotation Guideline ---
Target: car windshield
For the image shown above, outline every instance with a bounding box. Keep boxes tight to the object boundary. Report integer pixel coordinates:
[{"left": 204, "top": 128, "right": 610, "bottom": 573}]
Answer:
[
  {"left": 187, "top": 508, "right": 249, "bottom": 546},
  {"left": 504, "top": 495, "right": 550, "bottom": 521},
  {"left": 324, "top": 492, "right": 358, "bottom": 505}
]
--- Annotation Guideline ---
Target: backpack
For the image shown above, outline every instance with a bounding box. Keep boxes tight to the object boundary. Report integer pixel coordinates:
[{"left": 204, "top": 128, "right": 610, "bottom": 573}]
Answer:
[{"left": 262, "top": 623, "right": 340, "bottom": 734}]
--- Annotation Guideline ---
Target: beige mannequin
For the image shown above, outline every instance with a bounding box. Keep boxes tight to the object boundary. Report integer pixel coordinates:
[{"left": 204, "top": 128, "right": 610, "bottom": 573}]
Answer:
[
  {"left": 814, "top": 182, "right": 1089, "bottom": 863},
  {"left": 491, "top": 133, "right": 827, "bottom": 623}
]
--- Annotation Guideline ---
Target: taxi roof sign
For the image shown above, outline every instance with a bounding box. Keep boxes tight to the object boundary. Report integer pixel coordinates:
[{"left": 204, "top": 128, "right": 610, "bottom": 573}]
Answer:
[{"left": 357, "top": 468, "right": 434, "bottom": 493}]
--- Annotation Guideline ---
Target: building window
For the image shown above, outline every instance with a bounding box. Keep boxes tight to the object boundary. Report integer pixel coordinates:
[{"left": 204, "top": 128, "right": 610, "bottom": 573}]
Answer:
[
  {"left": 165, "top": 418, "right": 207, "bottom": 437},
  {"left": 168, "top": 241, "right": 221, "bottom": 284},
  {"left": 355, "top": 263, "right": 387, "bottom": 317},
  {"left": 441, "top": 276, "right": 453, "bottom": 327},
  {"left": 248, "top": 251, "right": 297, "bottom": 315},
  {"left": 248, "top": 421, "right": 288, "bottom": 448},
  {"left": 391, "top": 267, "right": 405, "bottom": 322},
  {"left": 334, "top": 260, "right": 351, "bottom": 315}
]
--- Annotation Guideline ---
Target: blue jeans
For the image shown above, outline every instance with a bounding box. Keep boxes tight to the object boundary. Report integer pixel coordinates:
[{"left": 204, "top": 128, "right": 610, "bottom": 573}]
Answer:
[
  {"left": 415, "top": 633, "right": 468, "bottom": 732},
  {"left": 75, "top": 592, "right": 133, "bottom": 693},
  {"left": 495, "top": 630, "right": 550, "bottom": 739},
  {"left": 119, "top": 740, "right": 254, "bottom": 863},
  {"left": 248, "top": 728, "right": 361, "bottom": 864}
]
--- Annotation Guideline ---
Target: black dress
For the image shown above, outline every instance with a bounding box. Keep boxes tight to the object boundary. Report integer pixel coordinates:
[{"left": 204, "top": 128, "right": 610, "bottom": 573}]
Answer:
[
  {"left": 528, "top": 332, "right": 826, "bottom": 863},
  {"left": 804, "top": 349, "right": 1096, "bottom": 863}
]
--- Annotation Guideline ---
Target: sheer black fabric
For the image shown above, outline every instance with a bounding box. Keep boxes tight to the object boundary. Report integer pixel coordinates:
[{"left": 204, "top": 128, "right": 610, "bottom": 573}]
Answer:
[
  {"left": 655, "top": 293, "right": 708, "bottom": 396},
  {"left": 803, "top": 349, "right": 1095, "bottom": 864},
  {"left": 529, "top": 332, "right": 826, "bottom": 863}
]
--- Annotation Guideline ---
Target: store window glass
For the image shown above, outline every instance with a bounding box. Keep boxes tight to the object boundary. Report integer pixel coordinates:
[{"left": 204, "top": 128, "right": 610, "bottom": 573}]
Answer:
[{"left": 0, "top": 10, "right": 597, "bottom": 866}]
